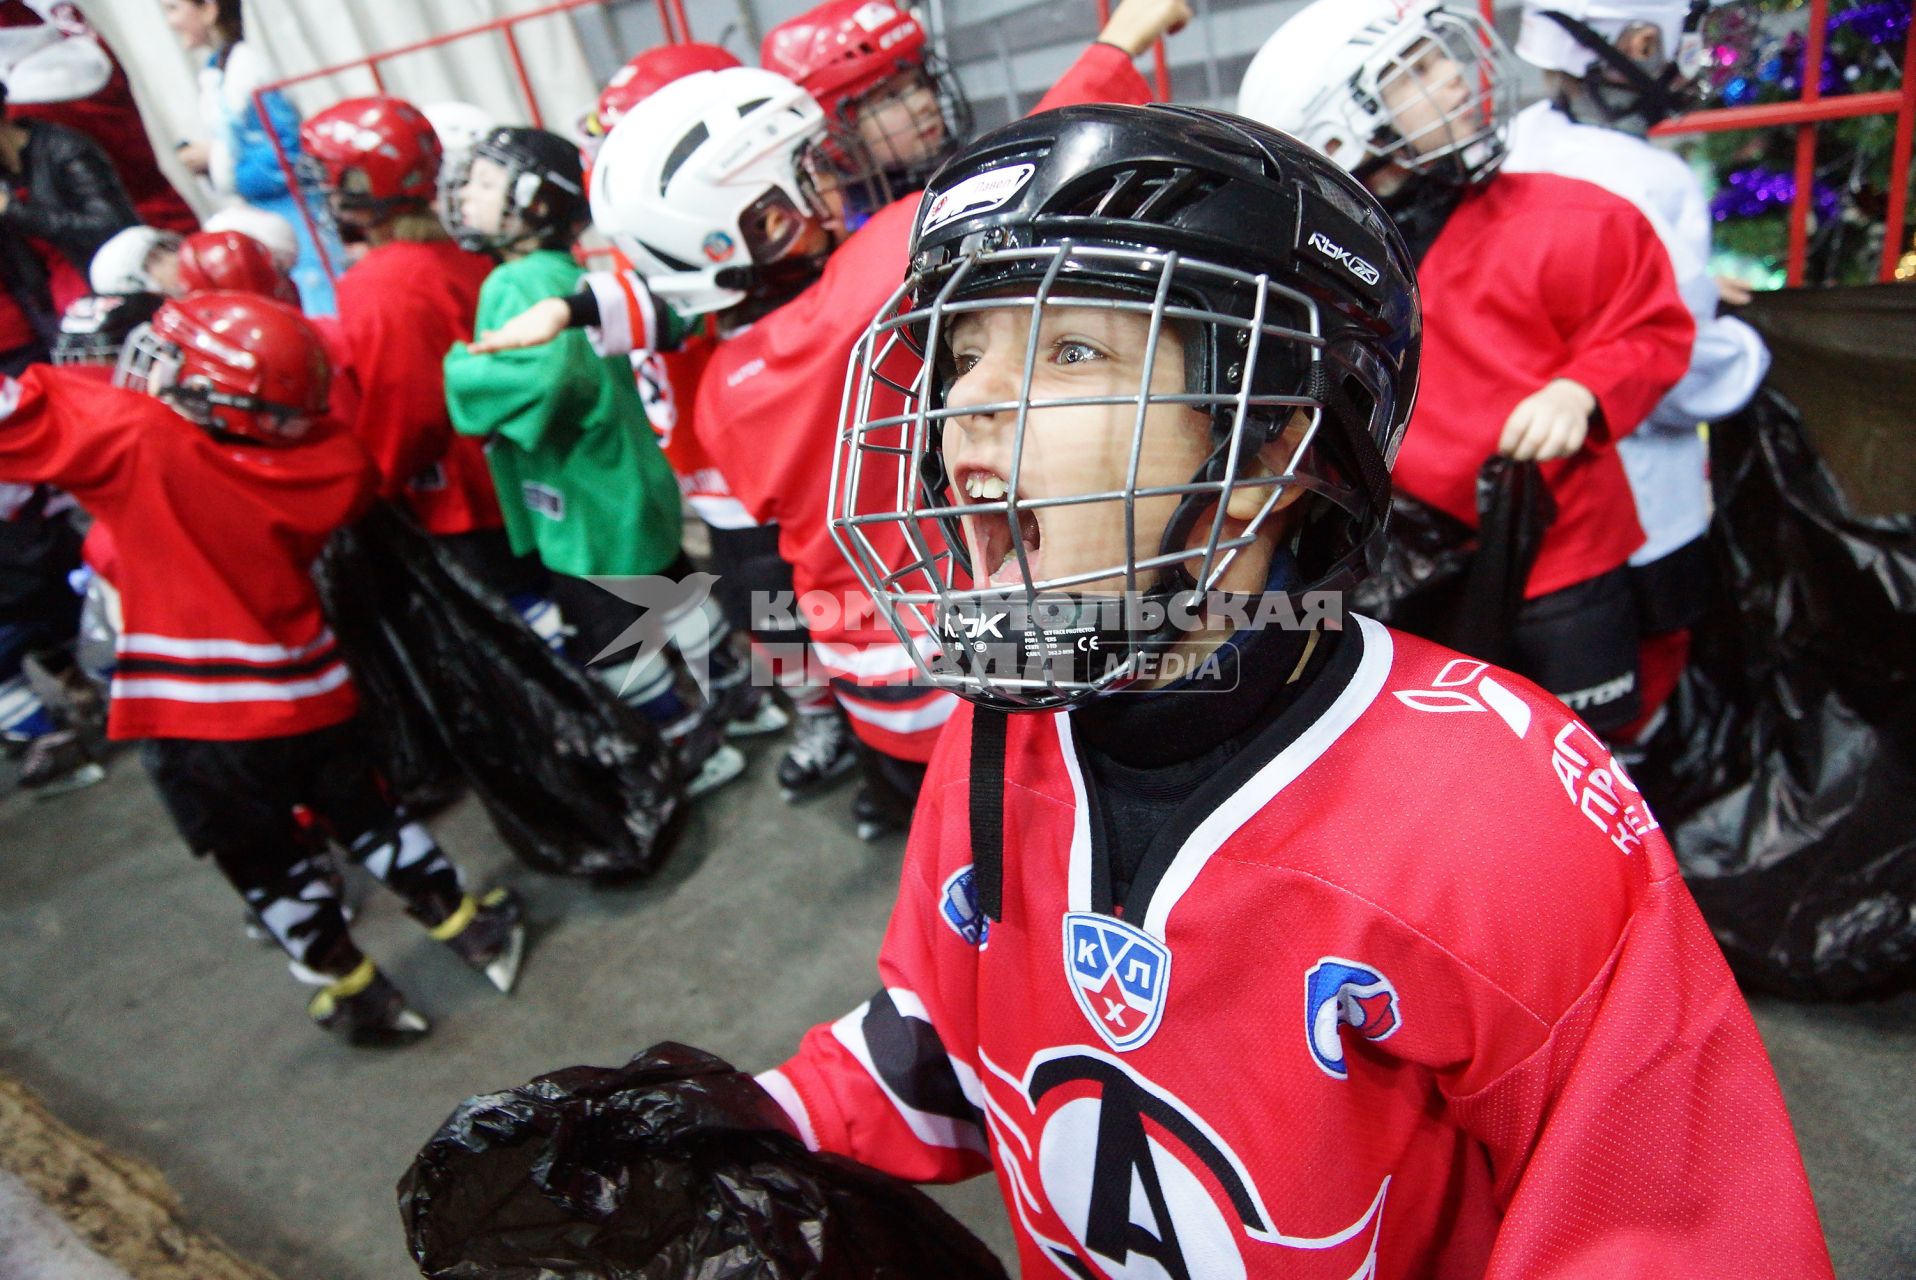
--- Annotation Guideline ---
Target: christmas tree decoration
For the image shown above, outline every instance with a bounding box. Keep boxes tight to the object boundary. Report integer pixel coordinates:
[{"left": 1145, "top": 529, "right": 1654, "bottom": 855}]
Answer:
[{"left": 1678, "top": 0, "right": 1912, "bottom": 288}]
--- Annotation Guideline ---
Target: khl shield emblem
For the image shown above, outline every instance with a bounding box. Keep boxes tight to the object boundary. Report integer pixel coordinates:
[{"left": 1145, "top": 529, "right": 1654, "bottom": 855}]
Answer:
[{"left": 1062, "top": 911, "right": 1171, "bottom": 1052}]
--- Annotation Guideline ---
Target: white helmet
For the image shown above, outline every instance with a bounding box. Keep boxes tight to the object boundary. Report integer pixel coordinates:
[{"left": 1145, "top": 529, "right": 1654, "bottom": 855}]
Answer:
[
  {"left": 1237, "top": 0, "right": 1514, "bottom": 188},
  {"left": 1516, "top": 0, "right": 1708, "bottom": 76},
  {"left": 88, "top": 226, "right": 183, "bottom": 295},
  {"left": 203, "top": 206, "right": 299, "bottom": 270},
  {"left": 589, "top": 66, "right": 839, "bottom": 317},
  {"left": 2, "top": 34, "right": 111, "bottom": 104}
]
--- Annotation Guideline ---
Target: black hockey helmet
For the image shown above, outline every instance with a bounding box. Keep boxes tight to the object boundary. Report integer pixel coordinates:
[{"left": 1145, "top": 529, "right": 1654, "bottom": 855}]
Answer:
[
  {"left": 446, "top": 125, "right": 589, "bottom": 253},
  {"left": 53, "top": 291, "right": 166, "bottom": 367},
  {"left": 831, "top": 103, "right": 1421, "bottom": 711}
]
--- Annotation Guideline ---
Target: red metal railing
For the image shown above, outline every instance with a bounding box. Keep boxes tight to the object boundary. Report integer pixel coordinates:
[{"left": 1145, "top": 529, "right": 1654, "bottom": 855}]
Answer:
[
  {"left": 1485, "top": 0, "right": 1912, "bottom": 284},
  {"left": 253, "top": 0, "right": 684, "bottom": 281},
  {"left": 1652, "top": 0, "right": 1915, "bottom": 284}
]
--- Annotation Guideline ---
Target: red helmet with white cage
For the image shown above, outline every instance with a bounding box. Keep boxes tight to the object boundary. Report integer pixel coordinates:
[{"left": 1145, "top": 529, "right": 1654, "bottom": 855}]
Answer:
[
  {"left": 760, "top": 0, "right": 971, "bottom": 191},
  {"left": 115, "top": 293, "right": 330, "bottom": 444}
]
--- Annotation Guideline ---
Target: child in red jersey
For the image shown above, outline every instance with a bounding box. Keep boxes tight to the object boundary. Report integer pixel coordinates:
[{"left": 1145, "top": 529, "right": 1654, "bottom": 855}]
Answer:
[
  {"left": 760, "top": 0, "right": 972, "bottom": 198},
  {"left": 473, "top": 0, "right": 1189, "bottom": 838},
  {"left": 759, "top": 103, "right": 1832, "bottom": 1280},
  {"left": 0, "top": 293, "right": 525, "bottom": 1044},
  {"left": 1238, "top": 0, "right": 1695, "bottom": 736},
  {"left": 297, "top": 97, "right": 551, "bottom": 629}
]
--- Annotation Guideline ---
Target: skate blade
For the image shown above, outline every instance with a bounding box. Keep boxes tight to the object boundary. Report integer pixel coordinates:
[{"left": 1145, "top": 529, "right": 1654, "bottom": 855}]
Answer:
[
  {"left": 28, "top": 761, "right": 106, "bottom": 798},
  {"left": 686, "top": 745, "right": 747, "bottom": 799},
  {"left": 725, "top": 701, "right": 791, "bottom": 738},
  {"left": 483, "top": 925, "right": 527, "bottom": 995}
]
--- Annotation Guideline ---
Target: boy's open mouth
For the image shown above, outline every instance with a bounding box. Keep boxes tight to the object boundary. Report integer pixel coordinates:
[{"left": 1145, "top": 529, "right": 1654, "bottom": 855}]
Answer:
[{"left": 953, "top": 465, "right": 1043, "bottom": 588}]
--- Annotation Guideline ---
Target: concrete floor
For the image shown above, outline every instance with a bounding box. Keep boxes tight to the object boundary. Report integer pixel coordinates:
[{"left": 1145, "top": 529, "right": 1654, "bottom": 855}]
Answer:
[{"left": 1, "top": 737, "right": 1911, "bottom": 1280}]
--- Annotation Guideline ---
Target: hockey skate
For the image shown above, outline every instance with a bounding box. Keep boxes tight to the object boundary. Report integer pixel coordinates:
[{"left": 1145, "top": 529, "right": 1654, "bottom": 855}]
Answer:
[
  {"left": 777, "top": 705, "right": 857, "bottom": 800},
  {"left": 711, "top": 671, "right": 790, "bottom": 738},
  {"left": 668, "top": 712, "right": 747, "bottom": 799},
  {"left": 853, "top": 784, "right": 911, "bottom": 843},
  {"left": 305, "top": 959, "right": 429, "bottom": 1046},
  {"left": 16, "top": 728, "right": 105, "bottom": 796},
  {"left": 437, "top": 886, "right": 527, "bottom": 994},
  {"left": 22, "top": 649, "right": 107, "bottom": 740}
]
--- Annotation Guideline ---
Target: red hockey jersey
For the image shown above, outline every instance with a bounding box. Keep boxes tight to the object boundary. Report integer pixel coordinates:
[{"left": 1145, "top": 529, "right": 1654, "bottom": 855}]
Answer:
[
  {"left": 0, "top": 368, "right": 373, "bottom": 740},
  {"left": 692, "top": 42, "right": 1154, "bottom": 760},
  {"left": 334, "top": 239, "right": 502, "bottom": 537},
  {"left": 1400, "top": 173, "right": 1693, "bottom": 598},
  {"left": 767, "top": 617, "right": 1832, "bottom": 1278}
]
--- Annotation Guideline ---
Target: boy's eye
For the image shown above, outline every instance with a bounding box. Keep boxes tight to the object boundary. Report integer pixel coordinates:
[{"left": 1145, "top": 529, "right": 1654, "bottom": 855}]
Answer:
[
  {"left": 1052, "top": 339, "right": 1103, "bottom": 366},
  {"left": 951, "top": 351, "right": 980, "bottom": 377}
]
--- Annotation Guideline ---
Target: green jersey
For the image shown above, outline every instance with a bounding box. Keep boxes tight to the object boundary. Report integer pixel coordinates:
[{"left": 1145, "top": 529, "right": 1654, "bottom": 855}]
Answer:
[{"left": 445, "top": 249, "right": 681, "bottom": 578}]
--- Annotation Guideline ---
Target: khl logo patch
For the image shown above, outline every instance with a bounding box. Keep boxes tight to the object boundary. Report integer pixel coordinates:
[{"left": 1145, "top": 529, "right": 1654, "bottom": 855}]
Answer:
[
  {"left": 939, "top": 865, "right": 989, "bottom": 947},
  {"left": 1063, "top": 911, "right": 1171, "bottom": 1052},
  {"left": 1305, "top": 957, "right": 1401, "bottom": 1080}
]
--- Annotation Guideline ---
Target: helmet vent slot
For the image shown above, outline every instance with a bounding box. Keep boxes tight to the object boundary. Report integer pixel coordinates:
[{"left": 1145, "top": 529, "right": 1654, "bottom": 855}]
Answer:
[
  {"left": 660, "top": 123, "right": 709, "bottom": 194},
  {"left": 1053, "top": 165, "right": 1220, "bottom": 224}
]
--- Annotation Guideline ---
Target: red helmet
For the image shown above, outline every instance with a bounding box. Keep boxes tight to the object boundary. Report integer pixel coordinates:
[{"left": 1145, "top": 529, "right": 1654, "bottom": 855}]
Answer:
[
  {"left": 761, "top": 0, "right": 927, "bottom": 116},
  {"left": 591, "top": 42, "right": 741, "bottom": 137},
  {"left": 116, "top": 292, "right": 330, "bottom": 443},
  {"left": 176, "top": 230, "right": 301, "bottom": 306},
  {"left": 299, "top": 96, "right": 442, "bottom": 211}
]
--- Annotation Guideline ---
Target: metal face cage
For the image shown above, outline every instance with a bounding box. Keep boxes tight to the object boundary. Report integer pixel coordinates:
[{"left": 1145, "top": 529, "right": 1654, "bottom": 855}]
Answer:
[
  {"left": 1365, "top": 5, "right": 1516, "bottom": 186},
  {"left": 830, "top": 240, "right": 1359, "bottom": 711}
]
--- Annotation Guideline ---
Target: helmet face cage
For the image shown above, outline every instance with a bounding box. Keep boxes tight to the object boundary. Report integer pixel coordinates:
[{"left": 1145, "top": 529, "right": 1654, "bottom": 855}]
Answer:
[
  {"left": 113, "top": 322, "right": 314, "bottom": 442},
  {"left": 443, "top": 132, "right": 587, "bottom": 254},
  {"left": 113, "top": 323, "right": 186, "bottom": 407},
  {"left": 1362, "top": 5, "right": 1514, "bottom": 186},
  {"left": 832, "top": 242, "right": 1370, "bottom": 711},
  {"left": 832, "top": 53, "right": 974, "bottom": 194},
  {"left": 51, "top": 331, "right": 122, "bottom": 366}
]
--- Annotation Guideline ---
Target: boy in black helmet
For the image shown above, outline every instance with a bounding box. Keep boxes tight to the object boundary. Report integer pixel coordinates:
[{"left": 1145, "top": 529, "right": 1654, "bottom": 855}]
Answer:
[
  {"left": 443, "top": 126, "right": 777, "bottom": 798},
  {"left": 758, "top": 104, "right": 1829, "bottom": 1278}
]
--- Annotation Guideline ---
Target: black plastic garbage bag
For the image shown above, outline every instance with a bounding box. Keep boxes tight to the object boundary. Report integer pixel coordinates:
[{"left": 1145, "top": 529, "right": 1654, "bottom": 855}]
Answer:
[
  {"left": 315, "top": 542, "right": 465, "bottom": 815},
  {"left": 1637, "top": 387, "right": 1916, "bottom": 999},
  {"left": 399, "top": 1042, "right": 1011, "bottom": 1280},
  {"left": 317, "top": 504, "right": 681, "bottom": 880},
  {"left": 1353, "top": 457, "right": 1556, "bottom": 666}
]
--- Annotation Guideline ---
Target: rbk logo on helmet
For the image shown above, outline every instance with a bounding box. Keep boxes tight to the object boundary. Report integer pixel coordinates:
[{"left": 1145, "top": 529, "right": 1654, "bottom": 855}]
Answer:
[{"left": 1306, "top": 231, "right": 1383, "bottom": 285}]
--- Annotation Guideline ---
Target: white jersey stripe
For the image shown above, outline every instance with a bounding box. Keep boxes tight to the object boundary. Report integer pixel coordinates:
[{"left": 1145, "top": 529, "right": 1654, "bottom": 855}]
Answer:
[
  {"left": 1142, "top": 616, "right": 1394, "bottom": 938},
  {"left": 118, "top": 629, "right": 337, "bottom": 664},
  {"left": 835, "top": 690, "right": 958, "bottom": 735},
  {"left": 111, "top": 663, "right": 352, "bottom": 704}
]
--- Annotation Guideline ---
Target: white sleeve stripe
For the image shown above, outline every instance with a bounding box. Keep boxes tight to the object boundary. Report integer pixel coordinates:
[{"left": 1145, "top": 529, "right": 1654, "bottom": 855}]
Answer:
[
  {"left": 753, "top": 1068, "right": 819, "bottom": 1152},
  {"left": 828, "top": 1000, "right": 988, "bottom": 1156},
  {"left": 582, "top": 271, "right": 635, "bottom": 359},
  {"left": 835, "top": 692, "right": 958, "bottom": 735}
]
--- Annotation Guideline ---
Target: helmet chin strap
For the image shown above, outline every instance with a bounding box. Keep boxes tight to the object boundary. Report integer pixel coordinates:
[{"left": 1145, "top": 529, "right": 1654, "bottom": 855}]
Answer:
[{"left": 1539, "top": 10, "right": 1695, "bottom": 130}]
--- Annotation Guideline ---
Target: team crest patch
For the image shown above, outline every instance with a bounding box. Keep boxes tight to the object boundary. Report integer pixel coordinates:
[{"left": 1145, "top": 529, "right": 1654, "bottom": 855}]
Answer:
[
  {"left": 702, "top": 230, "right": 735, "bottom": 262},
  {"left": 1305, "top": 957, "right": 1401, "bottom": 1080},
  {"left": 939, "top": 865, "right": 989, "bottom": 947},
  {"left": 1063, "top": 912, "right": 1171, "bottom": 1052}
]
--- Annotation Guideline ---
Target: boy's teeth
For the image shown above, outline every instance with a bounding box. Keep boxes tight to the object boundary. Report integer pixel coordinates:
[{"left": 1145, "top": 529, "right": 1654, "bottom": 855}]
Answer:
[{"left": 965, "top": 473, "right": 1008, "bottom": 500}]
